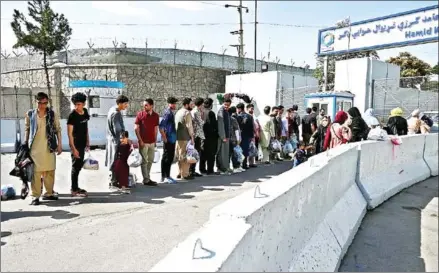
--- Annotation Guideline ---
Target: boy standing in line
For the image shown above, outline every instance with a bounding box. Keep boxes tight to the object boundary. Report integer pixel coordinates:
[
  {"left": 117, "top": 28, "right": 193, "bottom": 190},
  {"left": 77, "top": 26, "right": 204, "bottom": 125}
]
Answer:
[{"left": 67, "top": 92, "right": 90, "bottom": 197}]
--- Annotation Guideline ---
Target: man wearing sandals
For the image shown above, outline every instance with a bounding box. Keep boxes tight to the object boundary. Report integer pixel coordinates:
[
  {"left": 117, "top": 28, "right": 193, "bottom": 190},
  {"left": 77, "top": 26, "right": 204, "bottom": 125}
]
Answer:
[
  {"left": 67, "top": 92, "right": 90, "bottom": 197},
  {"left": 24, "top": 92, "right": 62, "bottom": 205}
]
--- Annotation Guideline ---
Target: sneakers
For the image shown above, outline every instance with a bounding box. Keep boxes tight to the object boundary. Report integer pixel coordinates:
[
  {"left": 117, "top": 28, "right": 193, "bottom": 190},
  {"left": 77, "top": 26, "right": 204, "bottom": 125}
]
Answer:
[{"left": 165, "top": 177, "right": 177, "bottom": 184}]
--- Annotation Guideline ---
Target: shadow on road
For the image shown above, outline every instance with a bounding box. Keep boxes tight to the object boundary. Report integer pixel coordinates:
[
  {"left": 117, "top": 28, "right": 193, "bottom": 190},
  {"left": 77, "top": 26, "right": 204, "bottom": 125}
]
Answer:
[
  {"left": 1, "top": 210, "right": 80, "bottom": 223},
  {"left": 339, "top": 177, "right": 439, "bottom": 272},
  {"left": 1, "top": 231, "right": 12, "bottom": 246},
  {"left": 40, "top": 162, "right": 291, "bottom": 208}
]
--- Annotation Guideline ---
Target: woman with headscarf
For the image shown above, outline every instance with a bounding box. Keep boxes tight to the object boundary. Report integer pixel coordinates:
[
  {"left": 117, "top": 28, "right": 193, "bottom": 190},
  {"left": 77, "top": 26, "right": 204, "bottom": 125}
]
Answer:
[
  {"left": 363, "top": 108, "right": 382, "bottom": 128},
  {"left": 407, "top": 109, "right": 430, "bottom": 135},
  {"left": 310, "top": 115, "right": 331, "bottom": 154},
  {"left": 386, "top": 107, "right": 408, "bottom": 136},
  {"left": 347, "top": 107, "right": 370, "bottom": 142},
  {"left": 323, "top": 111, "right": 352, "bottom": 150}
]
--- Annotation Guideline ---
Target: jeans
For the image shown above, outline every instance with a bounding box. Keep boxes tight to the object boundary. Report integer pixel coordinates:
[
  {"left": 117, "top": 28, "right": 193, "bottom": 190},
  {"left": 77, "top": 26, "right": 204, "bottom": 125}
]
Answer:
[
  {"left": 161, "top": 142, "right": 176, "bottom": 179},
  {"left": 71, "top": 145, "right": 85, "bottom": 191}
]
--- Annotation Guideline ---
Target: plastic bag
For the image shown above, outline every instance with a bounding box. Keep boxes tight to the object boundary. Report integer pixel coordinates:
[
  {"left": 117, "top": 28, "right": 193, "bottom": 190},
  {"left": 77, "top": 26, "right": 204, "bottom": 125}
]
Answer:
[
  {"left": 127, "top": 149, "right": 142, "bottom": 168},
  {"left": 128, "top": 173, "right": 137, "bottom": 188},
  {"left": 153, "top": 149, "right": 161, "bottom": 163},
  {"left": 234, "top": 145, "right": 244, "bottom": 163},
  {"left": 290, "top": 137, "right": 298, "bottom": 151},
  {"left": 1, "top": 185, "right": 16, "bottom": 201},
  {"left": 283, "top": 142, "right": 294, "bottom": 154},
  {"left": 249, "top": 141, "right": 258, "bottom": 157},
  {"left": 270, "top": 140, "right": 282, "bottom": 152},
  {"left": 83, "top": 153, "right": 99, "bottom": 170},
  {"left": 367, "top": 127, "right": 389, "bottom": 141},
  {"left": 186, "top": 143, "right": 199, "bottom": 164}
]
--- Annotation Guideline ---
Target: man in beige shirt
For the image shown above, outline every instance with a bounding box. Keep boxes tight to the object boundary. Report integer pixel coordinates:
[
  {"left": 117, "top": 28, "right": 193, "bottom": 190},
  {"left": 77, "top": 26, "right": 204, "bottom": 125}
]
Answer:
[
  {"left": 175, "top": 98, "right": 195, "bottom": 180},
  {"left": 24, "top": 92, "right": 62, "bottom": 205}
]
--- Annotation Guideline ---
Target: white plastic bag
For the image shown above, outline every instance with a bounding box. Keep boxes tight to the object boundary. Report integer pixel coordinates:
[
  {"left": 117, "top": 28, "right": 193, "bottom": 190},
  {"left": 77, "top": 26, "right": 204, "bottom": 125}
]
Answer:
[
  {"left": 186, "top": 142, "right": 199, "bottom": 164},
  {"left": 367, "top": 127, "right": 389, "bottom": 141},
  {"left": 270, "top": 140, "right": 282, "bottom": 152},
  {"left": 249, "top": 141, "right": 258, "bottom": 157},
  {"left": 153, "top": 149, "right": 161, "bottom": 163},
  {"left": 283, "top": 142, "right": 294, "bottom": 154},
  {"left": 234, "top": 145, "right": 244, "bottom": 163},
  {"left": 83, "top": 153, "right": 99, "bottom": 170},
  {"left": 127, "top": 149, "right": 142, "bottom": 168},
  {"left": 128, "top": 173, "right": 137, "bottom": 187}
]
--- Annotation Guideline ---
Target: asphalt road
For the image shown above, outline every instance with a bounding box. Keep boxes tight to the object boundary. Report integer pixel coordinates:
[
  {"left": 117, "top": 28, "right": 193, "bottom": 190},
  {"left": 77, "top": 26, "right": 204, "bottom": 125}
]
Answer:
[
  {"left": 340, "top": 176, "right": 439, "bottom": 272},
  {"left": 0, "top": 149, "right": 291, "bottom": 272}
]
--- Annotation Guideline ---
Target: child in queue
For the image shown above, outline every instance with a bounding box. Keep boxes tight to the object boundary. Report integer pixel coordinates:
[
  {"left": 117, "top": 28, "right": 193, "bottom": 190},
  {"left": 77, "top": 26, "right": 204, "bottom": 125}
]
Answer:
[
  {"left": 113, "top": 131, "right": 132, "bottom": 194},
  {"left": 292, "top": 141, "right": 312, "bottom": 168}
]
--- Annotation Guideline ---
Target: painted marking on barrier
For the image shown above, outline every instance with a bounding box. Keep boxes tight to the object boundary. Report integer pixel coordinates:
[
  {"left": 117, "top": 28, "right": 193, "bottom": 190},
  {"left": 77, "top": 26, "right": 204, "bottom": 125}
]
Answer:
[
  {"left": 192, "top": 238, "right": 216, "bottom": 260},
  {"left": 254, "top": 185, "right": 269, "bottom": 198}
]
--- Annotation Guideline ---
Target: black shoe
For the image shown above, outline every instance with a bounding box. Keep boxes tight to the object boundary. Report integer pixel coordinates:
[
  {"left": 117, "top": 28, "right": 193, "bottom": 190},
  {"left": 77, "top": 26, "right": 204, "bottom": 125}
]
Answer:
[
  {"left": 177, "top": 174, "right": 182, "bottom": 179},
  {"left": 183, "top": 176, "right": 194, "bottom": 180},
  {"left": 249, "top": 164, "right": 257, "bottom": 168},
  {"left": 192, "top": 172, "right": 203, "bottom": 177},
  {"left": 200, "top": 170, "right": 208, "bottom": 175},
  {"left": 42, "top": 195, "right": 59, "bottom": 201},
  {"left": 143, "top": 180, "right": 158, "bottom": 186},
  {"left": 242, "top": 165, "right": 249, "bottom": 170},
  {"left": 30, "top": 198, "right": 40, "bottom": 206}
]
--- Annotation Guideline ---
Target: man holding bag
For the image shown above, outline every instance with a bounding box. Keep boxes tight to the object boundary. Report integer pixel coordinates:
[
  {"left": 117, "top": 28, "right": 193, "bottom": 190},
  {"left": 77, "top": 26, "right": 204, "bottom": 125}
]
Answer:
[{"left": 67, "top": 92, "right": 91, "bottom": 197}]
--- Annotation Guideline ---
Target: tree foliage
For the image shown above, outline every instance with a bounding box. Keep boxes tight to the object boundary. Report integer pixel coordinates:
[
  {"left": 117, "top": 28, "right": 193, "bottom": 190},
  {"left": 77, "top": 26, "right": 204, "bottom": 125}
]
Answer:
[
  {"left": 11, "top": 0, "right": 72, "bottom": 106},
  {"left": 431, "top": 63, "right": 439, "bottom": 75},
  {"left": 386, "top": 52, "right": 431, "bottom": 77},
  {"left": 313, "top": 19, "right": 379, "bottom": 89}
]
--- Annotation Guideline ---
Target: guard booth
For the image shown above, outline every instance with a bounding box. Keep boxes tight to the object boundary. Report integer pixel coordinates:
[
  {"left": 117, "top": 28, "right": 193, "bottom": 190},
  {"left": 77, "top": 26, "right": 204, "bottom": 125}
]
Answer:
[{"left": 304, "top": 91, "right": 355, "bottom": 121}]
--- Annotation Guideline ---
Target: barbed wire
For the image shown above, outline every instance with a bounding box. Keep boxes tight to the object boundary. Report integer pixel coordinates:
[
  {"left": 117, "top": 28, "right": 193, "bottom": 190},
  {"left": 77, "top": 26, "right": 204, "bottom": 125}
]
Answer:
[{"left": 0, "top": 17, "right": 326, "bottom": 28}]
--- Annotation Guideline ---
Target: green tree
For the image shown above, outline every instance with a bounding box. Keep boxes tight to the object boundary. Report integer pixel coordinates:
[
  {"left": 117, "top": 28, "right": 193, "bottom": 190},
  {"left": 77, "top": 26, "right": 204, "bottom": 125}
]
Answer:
[
  {"left": 314, "top": 18, "right": 379, "bottom": 89},
  {"left": 386, "top": 52, "right": 431, "bottom": 77},
  {"left": 431, "top": 63, "right": 439, "bottom": 75},
  {"left": 11, "top": 0, "right": 72, "bottom": 107}
]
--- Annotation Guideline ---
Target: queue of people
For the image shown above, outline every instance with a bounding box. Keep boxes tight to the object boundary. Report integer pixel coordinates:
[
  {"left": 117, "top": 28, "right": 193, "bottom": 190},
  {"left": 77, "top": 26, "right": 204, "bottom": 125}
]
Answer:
[{"left": 16, "top": 91, "right": 433, "bottom": 205}]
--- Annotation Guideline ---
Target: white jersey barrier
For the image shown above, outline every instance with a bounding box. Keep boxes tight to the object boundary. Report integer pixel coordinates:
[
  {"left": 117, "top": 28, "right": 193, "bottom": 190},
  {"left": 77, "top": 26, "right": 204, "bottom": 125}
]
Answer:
[
  {"left": 150, "top": 144, "right": 367, "bottom": 272},
  {"left": 424, "top": 133, "right": 438, "bottom": 176},
  {"left": 356, "top": 135, "right": 431, "bottom": 209}
]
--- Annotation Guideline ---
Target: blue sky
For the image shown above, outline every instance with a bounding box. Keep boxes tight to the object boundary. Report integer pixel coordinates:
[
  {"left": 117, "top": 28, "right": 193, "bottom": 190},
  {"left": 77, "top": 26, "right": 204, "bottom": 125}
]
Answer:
[{"left": 1, "top": 1, "right": 438, "bottom": 68}]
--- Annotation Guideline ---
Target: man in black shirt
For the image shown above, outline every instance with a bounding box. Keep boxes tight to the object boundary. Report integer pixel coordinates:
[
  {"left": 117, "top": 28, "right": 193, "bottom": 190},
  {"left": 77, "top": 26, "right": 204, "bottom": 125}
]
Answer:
[
  {"left": 302, "top": 107, "right": 315, "bottom": 146},
  {"left": 67, "top": 92, "right": 90, "bottom": 197}
]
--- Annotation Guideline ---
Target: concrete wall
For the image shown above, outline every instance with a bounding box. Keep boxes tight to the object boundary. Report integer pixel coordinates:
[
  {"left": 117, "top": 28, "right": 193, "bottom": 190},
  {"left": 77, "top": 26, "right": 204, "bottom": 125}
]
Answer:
[
  {"left": 1, "top": 64, "right": 229, "bottom": 118},
  {"left": 334, "top": 58, "right": 400, "bottom": 113},
  {"left": 150, "top": 133, "right": 437, "bottom": 272}
]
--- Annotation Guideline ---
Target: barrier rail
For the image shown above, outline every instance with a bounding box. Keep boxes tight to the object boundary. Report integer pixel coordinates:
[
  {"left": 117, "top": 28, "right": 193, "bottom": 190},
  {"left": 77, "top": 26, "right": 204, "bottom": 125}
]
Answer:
[{"left": 150, "top": 133, "right": 438, "bottom": 272}]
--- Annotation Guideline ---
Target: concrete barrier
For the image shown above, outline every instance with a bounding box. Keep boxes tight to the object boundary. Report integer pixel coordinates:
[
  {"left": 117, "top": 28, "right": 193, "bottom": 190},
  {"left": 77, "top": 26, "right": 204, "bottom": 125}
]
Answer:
[
  {"left": 424, "top": 133, "right": 438, "bottom": 176},
  {"left": 150, "top": 144, "right": 367, "bottom": 272},
  {"left": 356, "top": 135, "right": 431, "bottom": 209}
]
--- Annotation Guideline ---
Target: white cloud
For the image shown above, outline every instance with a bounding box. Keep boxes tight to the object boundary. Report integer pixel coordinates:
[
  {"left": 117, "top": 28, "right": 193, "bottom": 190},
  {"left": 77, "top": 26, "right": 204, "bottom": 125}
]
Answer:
[
  {"left": 91, "top": 1, "right": 150, "bottom": 16},
  {"left": 163, "top": 1, "right": 206, "bottom": 11}
]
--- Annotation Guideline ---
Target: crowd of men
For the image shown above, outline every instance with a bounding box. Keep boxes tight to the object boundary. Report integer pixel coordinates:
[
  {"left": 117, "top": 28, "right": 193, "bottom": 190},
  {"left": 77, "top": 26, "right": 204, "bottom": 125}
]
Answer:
[{"left": 17, "top": 91, "right": 433, "bottom": 205}]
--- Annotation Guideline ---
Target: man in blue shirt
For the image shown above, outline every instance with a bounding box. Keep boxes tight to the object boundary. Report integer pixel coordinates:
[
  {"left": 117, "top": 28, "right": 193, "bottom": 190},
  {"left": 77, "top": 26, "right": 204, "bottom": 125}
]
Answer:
[
  {"left": 236, "top": 103, "right": 255, "bottom": 169},
  {"left": 159, "top": 97, "right": 178, "bottom": 184}
]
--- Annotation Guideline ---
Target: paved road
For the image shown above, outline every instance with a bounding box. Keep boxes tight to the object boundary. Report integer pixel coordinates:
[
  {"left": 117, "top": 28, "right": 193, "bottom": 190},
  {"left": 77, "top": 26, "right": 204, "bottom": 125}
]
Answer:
[
  {"left": 340, "top": 176, "right": 439, "bottom": 272},
  {"left": 0, "top": 150, "right": 290, "bottom": 272}
]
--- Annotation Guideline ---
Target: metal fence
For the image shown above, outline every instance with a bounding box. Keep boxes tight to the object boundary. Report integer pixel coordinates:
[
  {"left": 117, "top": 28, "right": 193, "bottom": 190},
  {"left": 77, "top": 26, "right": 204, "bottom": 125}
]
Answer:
[
  {"left": 372, "top": 76, "right": 439, "bottom": 122},
  {"left": 276, "top": 84, "right": 335, "bottom": 116}
]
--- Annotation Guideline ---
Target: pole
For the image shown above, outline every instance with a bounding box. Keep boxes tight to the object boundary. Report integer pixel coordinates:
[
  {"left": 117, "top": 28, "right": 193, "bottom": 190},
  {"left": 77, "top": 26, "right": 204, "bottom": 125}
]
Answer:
[
  {"left": 323, "top": 56, "right": 328, "bottom": 92},
  {"left": 254, "top": 0, "right": 257, "bottom": 72},
  {"left": 239, "top": 0, "right": 244, "bottom": 72}
]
